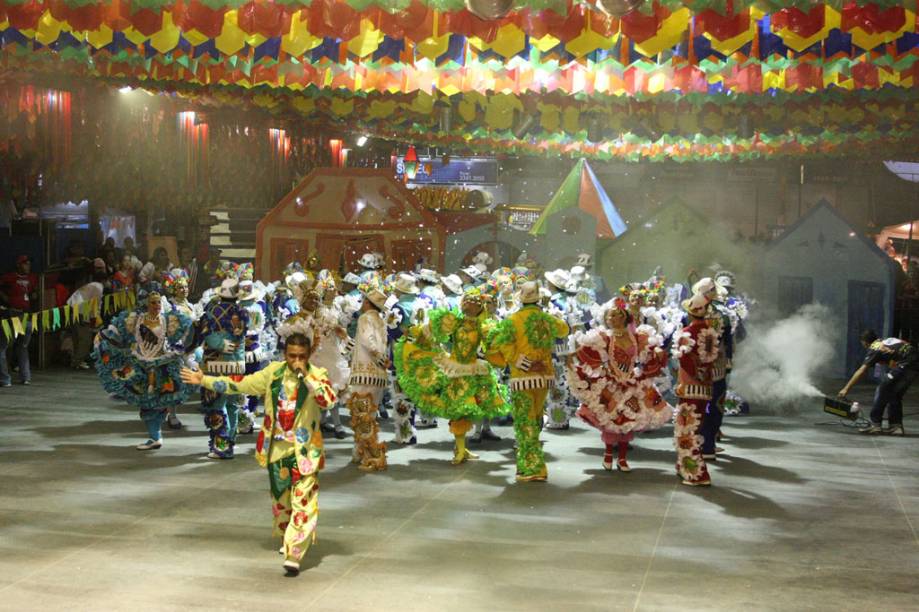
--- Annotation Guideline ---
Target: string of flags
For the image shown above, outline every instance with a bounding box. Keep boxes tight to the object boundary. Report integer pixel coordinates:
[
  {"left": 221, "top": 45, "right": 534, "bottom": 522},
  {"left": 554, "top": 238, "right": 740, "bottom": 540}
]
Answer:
[{"left": 0, "top": 288, "right": 137, "bottom": 341}]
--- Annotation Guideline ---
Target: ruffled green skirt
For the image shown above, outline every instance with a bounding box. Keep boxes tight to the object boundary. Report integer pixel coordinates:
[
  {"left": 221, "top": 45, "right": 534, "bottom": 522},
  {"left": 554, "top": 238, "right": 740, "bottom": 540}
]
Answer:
[{"left": 394, "top": 338, "right": 509, "bottom": 421}]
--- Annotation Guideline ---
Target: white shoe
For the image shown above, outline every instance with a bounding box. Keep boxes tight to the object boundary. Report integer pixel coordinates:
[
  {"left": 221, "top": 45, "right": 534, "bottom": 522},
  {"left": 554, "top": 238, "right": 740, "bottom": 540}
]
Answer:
[
  {"left": 136, "top": 439, "right": 162, "bottom": 451},
  {"left": 283, "top": 559, "right": 300, "bottom": 576}
]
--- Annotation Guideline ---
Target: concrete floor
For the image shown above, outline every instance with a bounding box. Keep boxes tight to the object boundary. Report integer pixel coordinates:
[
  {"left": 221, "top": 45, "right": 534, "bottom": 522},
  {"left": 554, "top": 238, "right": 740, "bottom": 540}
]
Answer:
[{"left": 0, "top": 370, "right": 917, "bottom": 611}]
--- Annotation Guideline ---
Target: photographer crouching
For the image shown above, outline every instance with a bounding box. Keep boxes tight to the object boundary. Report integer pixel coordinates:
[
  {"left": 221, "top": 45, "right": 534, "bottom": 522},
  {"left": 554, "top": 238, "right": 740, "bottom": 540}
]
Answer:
[{"left": 838, "top": 330, "right": 918, "bottom": 435}]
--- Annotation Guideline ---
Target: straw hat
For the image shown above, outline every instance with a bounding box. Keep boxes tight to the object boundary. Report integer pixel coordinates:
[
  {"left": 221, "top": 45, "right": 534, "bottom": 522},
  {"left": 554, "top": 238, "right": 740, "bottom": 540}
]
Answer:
[
  {"left": 361, "top": 287, "right": 389, "bottom": 310},
  {"left": 442, "top": 274, "right": 464, "bottom": 295},
  {"left": 544, "top": 268, "right": 570, "bottom": 290},
  {"left": 358, "top": 252, "right": 384, "bottom": 270},
  {"left": 691, "top": 277, "right": 724, "bottom": 300},
  {"left": 417, "top": 268, "right": 440, "bottom": 284},
  {"left": 218, "top": 278, "right": 239, "bottom": 299},
  {"left": 569, "top": 265, "right": 587, "bottom": 283},
  {"left": 461, "top": 266, "right": 484, "bottom": 281},
  {"left": 682, "top": 293, "right": 709, "bottom": 318},
  {"left": 237, "top": 280, "right": 263, "bottom": 302},
  {"left": 393, "top": 272, "right": 420, "bottom": 295},
  {"left": 518, "top": 281, "right": 540, "bottom": 305}
]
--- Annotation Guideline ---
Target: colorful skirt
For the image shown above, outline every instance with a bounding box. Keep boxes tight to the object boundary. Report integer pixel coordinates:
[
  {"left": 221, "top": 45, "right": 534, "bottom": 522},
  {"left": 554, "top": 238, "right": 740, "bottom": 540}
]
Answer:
[
  {"left": 394, "top": 338, "right": 509, "bottom": 421},
  {"left": 93, "top": 342, "right": 191, "bottom": 411},
  {"left": 569, "top": 367, "right": 672, "bottom": 435}
]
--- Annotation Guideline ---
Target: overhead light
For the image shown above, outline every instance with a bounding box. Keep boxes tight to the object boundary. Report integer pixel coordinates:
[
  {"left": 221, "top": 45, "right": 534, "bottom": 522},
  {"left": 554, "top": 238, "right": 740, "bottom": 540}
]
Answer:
[
  {"left": 356, "top": 135, "right": 368, "bottom": 147},
  {"left": 118, "top": 86, "right": 132, "bottom": 94}
]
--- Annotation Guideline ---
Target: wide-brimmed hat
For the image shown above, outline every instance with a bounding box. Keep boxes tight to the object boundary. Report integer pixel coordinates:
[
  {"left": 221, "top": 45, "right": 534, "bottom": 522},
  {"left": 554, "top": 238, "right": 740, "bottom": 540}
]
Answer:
[
  {"left": 518, "top": 281, "right": 540, "bottom": 305},
  {"left": 393, "top": 272, "right": 420, "bottom": 295},
  {"left": 691, "top": 277, "right": 723, "bottom": 299},
  {"left": 714, "top": 270, "right": 736, "bottom": 289},
  {"left": 442, "top": 274, "right": 464, "bottom": 295},
  {"left": 219, "top": 278, "right": 239, "bottom": 299},
  {"left": 285, "top": 272, "right": 307, "bottom": 292},
  {"left": 461, "top": 266, "right": 484, "bottom": 281},
  {"left": 237, "top": 280, "right": 263, "bottom": 301},
  {"left": 358, "top": 252, "right": 383, "bottom": 270},
  {"left": 417, "top": 268, "right": 439, "bottom": 284},
  {"left": 569, "top": 265, "right": 587, "bottom": 282},
  {"left": 544, "top": 268, "right": 570, "bottom": 290},
  {"left": 361, "top": 287, "right": 389, "bottom": 310},
  {"left": 682, "top": 293, "right": 709, "bottom": 318}
]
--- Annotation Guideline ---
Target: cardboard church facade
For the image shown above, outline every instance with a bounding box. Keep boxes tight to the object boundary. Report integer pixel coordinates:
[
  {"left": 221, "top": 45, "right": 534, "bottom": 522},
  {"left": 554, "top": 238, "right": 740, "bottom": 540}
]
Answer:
[{"left": 255, "top": 168, "right": 446, "bottom": 280}]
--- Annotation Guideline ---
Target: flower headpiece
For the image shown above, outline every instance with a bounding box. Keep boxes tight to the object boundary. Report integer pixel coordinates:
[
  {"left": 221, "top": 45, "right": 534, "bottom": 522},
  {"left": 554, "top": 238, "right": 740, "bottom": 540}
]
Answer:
[
  {"left": 237, "top": 262, "right": 254, "bottom": 282},
  {"left": 316, "top": 269, "right": 337, "bottom": 295},
  {"left": 163, "top": 268, "right": 189, "bottom": 294},
  {"left": 215, "top": 261, "right": 239, "bottom": 281}
]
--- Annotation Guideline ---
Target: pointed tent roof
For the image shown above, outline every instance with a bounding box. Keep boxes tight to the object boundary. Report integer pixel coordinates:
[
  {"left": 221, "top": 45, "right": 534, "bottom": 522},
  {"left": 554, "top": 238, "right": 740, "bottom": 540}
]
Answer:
[{"left": 530, "top": 159, "right": 627, "bottom": 239}]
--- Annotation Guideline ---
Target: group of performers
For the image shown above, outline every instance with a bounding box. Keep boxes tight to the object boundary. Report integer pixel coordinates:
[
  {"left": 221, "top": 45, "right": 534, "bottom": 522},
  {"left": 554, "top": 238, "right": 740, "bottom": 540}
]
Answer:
[{"left": 90, "top": 249, "right": 750, "bottom": 575}]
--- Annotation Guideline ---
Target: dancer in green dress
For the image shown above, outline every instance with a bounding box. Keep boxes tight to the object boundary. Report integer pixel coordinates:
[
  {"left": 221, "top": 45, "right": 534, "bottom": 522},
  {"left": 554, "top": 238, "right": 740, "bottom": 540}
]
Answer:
[{"left": 394, "top": 289, "right": 509, "bottom": 465}]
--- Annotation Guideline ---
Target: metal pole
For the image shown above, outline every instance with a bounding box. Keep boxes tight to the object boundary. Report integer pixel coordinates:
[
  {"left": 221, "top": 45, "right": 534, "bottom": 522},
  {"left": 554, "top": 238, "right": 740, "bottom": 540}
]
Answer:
[{"left": 797, "top": 163, "right": 804, "bottom": 219}]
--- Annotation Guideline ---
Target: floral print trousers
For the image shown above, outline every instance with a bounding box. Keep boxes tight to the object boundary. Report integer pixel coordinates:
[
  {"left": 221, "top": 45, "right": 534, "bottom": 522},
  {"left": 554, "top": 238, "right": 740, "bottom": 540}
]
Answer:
[
  {"left": 201, "top": 378, "right": 243, "bottom": 458},
  {"left": 269, "top": 455, "right": 319, "bottom": 563},
  {"left": 673, "top": 400, "right": 711, "bottom": 484},
  {"left": 512, "top": 388, "right": 549, "bottom": 477}
]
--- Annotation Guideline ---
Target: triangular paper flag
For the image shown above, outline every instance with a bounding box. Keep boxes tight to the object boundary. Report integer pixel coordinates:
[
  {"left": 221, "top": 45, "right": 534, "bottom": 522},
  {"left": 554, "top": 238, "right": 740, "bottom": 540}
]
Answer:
[
  {"left": 53, "top": 308, "right": 61, "bottom": 330},
  {"left": 42, "top": 310, "right": 50, "bottom": 330}
]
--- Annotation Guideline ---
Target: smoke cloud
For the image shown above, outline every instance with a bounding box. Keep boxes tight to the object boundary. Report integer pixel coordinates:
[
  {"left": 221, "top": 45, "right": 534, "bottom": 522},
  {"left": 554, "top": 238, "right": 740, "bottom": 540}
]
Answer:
[{"left": 730, "top": 304, "right": 838, "bottom": 407}]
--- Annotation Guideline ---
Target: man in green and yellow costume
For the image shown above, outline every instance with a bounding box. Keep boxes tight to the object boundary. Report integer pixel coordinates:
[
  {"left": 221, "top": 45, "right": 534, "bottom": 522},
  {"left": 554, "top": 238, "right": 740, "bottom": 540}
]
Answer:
[
  {"left": 394, "top": 289, "right": 508, "bottom": 465},
  {"left": 181, "top": 332, "right": 335, "bottom": 577},
  {"left": 485, "top": 282, "right": 569, "bottom": 482}
]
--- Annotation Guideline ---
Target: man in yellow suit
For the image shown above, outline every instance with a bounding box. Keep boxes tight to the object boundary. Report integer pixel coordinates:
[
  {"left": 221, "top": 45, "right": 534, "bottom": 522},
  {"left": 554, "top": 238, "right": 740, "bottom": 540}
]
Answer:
[
  {"left": 181, "top": 332, "right": 335, "bottom": 576},
  {"left": 486, "top": 282, "right": 569, "bottom": 482}
]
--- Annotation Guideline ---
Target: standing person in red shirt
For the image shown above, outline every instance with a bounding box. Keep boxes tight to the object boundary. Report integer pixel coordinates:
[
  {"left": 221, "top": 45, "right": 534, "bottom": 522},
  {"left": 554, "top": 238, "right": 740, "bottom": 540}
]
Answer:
[{"left": 0, "top": 255, "right": 39, "bottom": 386}]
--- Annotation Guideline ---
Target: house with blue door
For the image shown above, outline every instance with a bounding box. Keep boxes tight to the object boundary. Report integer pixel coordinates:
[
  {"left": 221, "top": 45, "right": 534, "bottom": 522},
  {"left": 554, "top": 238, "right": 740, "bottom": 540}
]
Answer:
[{"left": 762, "top": 200, "right": 898, "bottom": 377}]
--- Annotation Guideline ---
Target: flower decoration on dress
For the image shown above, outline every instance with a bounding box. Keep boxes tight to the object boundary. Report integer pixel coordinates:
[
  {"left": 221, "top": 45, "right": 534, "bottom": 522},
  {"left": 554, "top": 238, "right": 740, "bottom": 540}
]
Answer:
[
  {"left": 695, "top": 327, "right": 720, "bottom": 364},
  {"left": 671, "top": 330, "right": 696, "bottom": 359}
]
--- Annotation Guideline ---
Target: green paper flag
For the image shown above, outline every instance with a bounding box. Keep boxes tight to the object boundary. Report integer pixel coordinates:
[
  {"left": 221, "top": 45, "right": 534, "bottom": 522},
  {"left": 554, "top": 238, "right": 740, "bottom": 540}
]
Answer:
[
  {"left": 53, "top": 308, "right": 61, "bottom": 330},
  {"left": 31, "top": 313, "right": 38, "bottom": 331},
  {"left": 42, "top": 310, "right": 50, "bottom": 330},
  {"left": 11, "top": 317, "right": 24, "bottom": 337},
  {"left": 64, "top": 305, "right": 71, "bottom": 326},
  {"left": 1, "top": 320, "right": 10, "bottom": 341}
]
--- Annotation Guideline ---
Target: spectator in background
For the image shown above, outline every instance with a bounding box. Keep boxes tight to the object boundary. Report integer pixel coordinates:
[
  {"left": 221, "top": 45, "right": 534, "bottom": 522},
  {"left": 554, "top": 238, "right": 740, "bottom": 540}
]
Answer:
[
  {"left": 0, "top": 255, "right": 39, "bottom": 386},
  {"left": 112, "top": 254, "right": 136, "bottom": 291},
  {"left": 67, "top": 267, "right": 106, "bottom": 371},
  {"left": 123, "top": 236, "right": 137, "bottom": 260},
  {"left": 63, "top": 241, "right": 90, "bottom": 269},
  {"left": 152, "top": 247, "right": 172, "bottom": 275},
  {"left": 178, "top": 244, "right": 200, "bottom": 301}
]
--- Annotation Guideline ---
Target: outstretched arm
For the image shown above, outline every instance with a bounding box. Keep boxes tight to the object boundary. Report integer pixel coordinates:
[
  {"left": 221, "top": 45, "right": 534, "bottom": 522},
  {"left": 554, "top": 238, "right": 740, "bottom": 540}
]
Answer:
[
  {"left": 181, "top": 365, "right": 274, "bottom": 396},
  {"left": 838, "top": 365, "right": 869, "bottom": 397}
]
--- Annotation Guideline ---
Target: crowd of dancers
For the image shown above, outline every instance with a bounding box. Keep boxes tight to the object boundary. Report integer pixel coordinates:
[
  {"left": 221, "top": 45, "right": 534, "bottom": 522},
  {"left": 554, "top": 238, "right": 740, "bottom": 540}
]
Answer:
[{"left": 91, "top": 250, "right": 750, "bottom": 575}]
